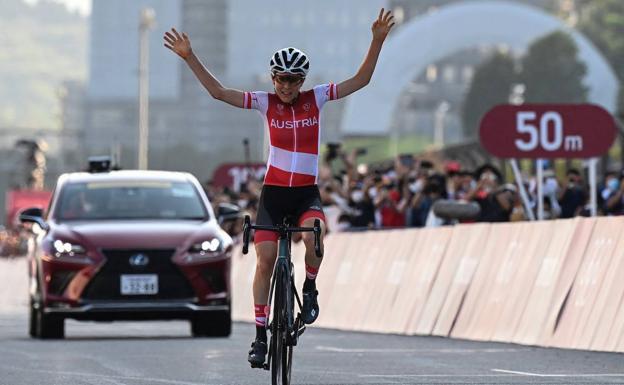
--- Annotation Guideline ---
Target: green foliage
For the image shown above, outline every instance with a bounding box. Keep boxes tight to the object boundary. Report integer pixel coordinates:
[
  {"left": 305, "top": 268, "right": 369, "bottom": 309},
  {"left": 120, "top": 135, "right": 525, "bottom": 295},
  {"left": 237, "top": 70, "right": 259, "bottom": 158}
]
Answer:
[
  {"left": 521, "top": 31, "right": 588, "bottom": 103},
  {"left": 577, "top": 0, "right": 624, "bottom": 119},
  {"left": 0, "top": 0, "right": 87, "bottom": 129},
  {"left": 461, "top": 51, "right": 516, "bottom": 139},
  {"left": 578, "top": 0, "right": 624, "bottom": 82}
]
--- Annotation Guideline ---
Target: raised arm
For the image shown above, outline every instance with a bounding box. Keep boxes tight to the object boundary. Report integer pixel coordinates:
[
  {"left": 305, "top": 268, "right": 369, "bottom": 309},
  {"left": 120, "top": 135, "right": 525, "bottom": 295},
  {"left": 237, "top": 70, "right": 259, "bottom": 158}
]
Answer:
[
  {"left": 164, "top": 28, "right": 244, "bottom": 108},
  {"left": 336, "top": 8, "right": 394, "bottom": 99}
]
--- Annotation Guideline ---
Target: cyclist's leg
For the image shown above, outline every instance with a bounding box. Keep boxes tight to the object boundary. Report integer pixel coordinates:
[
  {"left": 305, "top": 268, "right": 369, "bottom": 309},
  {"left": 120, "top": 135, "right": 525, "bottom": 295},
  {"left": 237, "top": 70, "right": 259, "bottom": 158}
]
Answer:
[
  {"left": 249, "top": 185, "right": 282, "bottom": 366},
  {"left": 299, "top": 214, "right": 326, "bottom": 271},
  {"left": 253, "top": 238, "right": 278, "bottom": 307},
  {"left": 298, "top": 210, "right": 326, "bottom": 325},
  {"left": 296, "top": 185, "right": 327, "bottom": 274}
]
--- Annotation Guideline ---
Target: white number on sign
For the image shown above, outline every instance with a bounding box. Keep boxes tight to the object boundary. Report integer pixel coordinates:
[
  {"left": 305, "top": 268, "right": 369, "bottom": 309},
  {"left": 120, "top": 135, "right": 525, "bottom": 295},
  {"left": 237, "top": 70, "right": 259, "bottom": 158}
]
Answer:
[{"left": 515, "top": 111, "right": 582, "bottom": 152}]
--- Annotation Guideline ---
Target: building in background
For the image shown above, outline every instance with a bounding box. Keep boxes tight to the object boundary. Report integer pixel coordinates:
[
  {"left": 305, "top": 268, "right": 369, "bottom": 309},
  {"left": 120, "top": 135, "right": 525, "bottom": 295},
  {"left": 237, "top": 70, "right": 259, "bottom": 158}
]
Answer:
[{"left": 69, "top": 0, "right": 386, "bottom": 180}]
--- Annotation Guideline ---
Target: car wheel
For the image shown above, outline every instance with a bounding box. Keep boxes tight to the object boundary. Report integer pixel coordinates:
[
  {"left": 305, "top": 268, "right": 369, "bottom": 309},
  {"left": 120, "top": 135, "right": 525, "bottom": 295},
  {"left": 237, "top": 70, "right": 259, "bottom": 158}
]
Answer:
[
  {"left": 191, "top": 310, "right": 231, "bottom": 337},
  {"left": 29, "top": 299, "right": 38, "bottom": 338},
  {"left": 35, "top": 307, "right": 65, "bottom": 339}
]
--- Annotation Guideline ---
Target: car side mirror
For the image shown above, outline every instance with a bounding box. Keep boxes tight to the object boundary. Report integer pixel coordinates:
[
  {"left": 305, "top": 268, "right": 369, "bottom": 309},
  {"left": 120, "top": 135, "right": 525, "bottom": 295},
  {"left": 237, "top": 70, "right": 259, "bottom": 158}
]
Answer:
[
  {"left": 19, "top": 207, "right": 49, "bottom": 231},
  {"left": 217, "top": 203, "right": 242, "bottom": 224}
]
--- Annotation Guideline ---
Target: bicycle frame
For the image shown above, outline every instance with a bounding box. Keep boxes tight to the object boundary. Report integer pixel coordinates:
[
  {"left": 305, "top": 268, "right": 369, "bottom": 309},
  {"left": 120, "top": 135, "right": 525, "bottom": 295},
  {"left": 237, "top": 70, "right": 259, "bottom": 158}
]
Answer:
[{"left": 242, "top": 215, "right": 322, "bottom": 384}]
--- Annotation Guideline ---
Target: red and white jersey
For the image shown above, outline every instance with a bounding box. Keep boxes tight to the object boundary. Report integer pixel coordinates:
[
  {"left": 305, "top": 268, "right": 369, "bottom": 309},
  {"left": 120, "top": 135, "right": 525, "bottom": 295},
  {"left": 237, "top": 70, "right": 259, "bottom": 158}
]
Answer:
[{"left": 243, "top": 83, "right": 338, "bottom": 187}]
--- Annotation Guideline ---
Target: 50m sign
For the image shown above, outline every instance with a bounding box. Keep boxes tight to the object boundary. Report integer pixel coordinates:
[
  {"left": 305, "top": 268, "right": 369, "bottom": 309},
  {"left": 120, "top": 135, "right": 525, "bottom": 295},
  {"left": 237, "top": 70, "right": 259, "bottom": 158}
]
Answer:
[{"left": 479, "top": 104, "right": 617, "bottom": 159}]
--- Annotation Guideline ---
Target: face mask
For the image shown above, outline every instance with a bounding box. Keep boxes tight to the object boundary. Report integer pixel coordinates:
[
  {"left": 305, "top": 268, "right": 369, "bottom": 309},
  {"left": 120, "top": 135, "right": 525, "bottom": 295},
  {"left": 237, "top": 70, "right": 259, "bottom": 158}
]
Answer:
[
  {"left": 607, "top": 178, "right": 620, "bottom": 192},
  {"left": 351, "top": 190, "right": 364, "bottom": 203},
  {"left": 544, "top": 178, "right": 558, "bottom": 195},
  {"left": 409, "top": 180, "right": 424, "bottom": 194}
]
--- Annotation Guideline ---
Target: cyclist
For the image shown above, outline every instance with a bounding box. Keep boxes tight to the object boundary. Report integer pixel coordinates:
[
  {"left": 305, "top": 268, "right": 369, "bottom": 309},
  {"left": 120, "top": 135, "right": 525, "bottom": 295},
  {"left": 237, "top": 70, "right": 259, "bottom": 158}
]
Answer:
[{"left": 164, "top": 8, "right": 394, "bottom": 367}]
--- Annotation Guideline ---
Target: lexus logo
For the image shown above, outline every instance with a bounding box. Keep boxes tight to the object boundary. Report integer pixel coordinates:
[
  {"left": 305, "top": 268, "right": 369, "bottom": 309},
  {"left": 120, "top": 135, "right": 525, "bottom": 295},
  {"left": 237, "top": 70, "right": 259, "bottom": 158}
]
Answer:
[{"left": 129, "top": 253, "right": 149, "bottom": 267}]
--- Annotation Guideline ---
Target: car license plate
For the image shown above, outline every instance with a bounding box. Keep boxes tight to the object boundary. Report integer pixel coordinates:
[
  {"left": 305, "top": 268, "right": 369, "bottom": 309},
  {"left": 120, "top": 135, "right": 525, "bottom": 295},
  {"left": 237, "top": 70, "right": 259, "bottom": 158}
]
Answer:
[{"left": 120, "top": 274, "right": 158, "bottom": 295}]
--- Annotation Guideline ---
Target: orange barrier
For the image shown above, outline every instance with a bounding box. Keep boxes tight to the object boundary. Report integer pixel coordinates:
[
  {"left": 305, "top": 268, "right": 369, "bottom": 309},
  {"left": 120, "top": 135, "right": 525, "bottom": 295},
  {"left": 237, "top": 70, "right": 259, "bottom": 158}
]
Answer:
[
  {"left": 387, "top": 227, "right": 451, "bottom": 334},
  {"left": 418, "top": 223, "right": 491, "bottom": 336},
  {"left": 321, "top": 231, "right": 376, "bottom": 330},
  {"left": 549, "top": 217, "right": 623, "bottom": 350},
  {"left": 229, "top": 217, "right": 623, "bottom": 353},
  {"left": 357, "top": 229, "right": 413, "bottom": 332},
  {"left": 490, "top": 221, "right": 557, "bottom": 342},
  {"left": 590, "top": 233, "right": 624, "bottom": 352},
  {"left": 451, "top": 223, "right": 515, "bottom": 340},
  {"left": 608, "top": 304, "right": 624, "bottom": 352},
  {"left": 536, "top": 218, "right": 596, "bottom": 346},
  {"left": 346, "top": 230, "right": 398, "bottom": 332},
  {"left": 512, "top": 218, "right": 591, "bottom": 346},
  {"left": 313, "top": 232, "right": 348, "bottom": 328}
]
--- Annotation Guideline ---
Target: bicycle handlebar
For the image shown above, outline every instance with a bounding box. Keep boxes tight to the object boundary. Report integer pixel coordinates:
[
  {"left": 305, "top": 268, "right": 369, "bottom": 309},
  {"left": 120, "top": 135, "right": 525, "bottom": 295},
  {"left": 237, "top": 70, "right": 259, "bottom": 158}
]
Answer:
[{"left": 241, "top": 215, "right": 323, "bottom": 258}]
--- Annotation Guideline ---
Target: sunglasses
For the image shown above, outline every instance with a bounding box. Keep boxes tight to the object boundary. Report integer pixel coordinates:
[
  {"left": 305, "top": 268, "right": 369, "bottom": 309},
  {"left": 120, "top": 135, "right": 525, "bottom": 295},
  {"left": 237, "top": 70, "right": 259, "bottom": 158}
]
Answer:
[{"left": 274, "top": 74, "right": 304, "bottom": 85}]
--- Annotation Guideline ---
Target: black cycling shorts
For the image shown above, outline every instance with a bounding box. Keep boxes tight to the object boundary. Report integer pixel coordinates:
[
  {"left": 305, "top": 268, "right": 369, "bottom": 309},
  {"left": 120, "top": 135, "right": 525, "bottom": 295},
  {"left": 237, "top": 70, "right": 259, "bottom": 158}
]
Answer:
[{"left": 254, "top": 185, "right": 325, "bottom": 243}]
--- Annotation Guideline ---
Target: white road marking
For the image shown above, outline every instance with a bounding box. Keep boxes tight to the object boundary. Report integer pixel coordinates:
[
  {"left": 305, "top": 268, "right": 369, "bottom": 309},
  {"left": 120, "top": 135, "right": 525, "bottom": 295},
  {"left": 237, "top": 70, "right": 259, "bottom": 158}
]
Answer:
[
  {"left": 315, "top": 345, "right": 523, "bottom": 354},
  {"left": 491, "top": 369, "right": 624, "bottom": 377},
  {"left": 360, "top": 373, "right": 521, "bottom": 378}
]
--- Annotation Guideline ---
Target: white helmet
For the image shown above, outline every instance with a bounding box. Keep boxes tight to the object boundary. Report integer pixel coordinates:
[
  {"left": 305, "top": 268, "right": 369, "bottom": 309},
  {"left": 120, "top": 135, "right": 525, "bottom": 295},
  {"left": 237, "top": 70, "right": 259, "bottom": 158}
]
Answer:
[{"left": 269, "top": 47, "right": 310, "bottom": 77}]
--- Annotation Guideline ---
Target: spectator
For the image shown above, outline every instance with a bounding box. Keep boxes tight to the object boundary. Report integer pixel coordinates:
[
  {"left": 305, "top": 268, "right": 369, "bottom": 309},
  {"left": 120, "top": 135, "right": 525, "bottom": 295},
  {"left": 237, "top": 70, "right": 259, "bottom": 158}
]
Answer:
[
  {"left": 375, "top": 183, "right": 406, "bottom": 227},
  {"left": 558, "top": 168, "right": 587, "bottom": 218},
  {"left": 603, "top": 172, "right": 624, "bottom": 215}
]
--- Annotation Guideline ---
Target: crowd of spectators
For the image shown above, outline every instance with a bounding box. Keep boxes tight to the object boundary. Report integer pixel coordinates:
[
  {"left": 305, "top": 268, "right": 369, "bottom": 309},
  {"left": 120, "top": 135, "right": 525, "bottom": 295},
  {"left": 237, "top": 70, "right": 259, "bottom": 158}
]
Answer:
[{"left": 204, "top": 145, "right": 624, "bottom": 235}]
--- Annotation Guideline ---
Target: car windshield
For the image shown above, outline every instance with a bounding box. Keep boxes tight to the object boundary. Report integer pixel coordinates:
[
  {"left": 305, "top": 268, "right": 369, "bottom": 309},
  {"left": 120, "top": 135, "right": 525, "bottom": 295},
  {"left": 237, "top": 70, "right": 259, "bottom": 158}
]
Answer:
[{"left": 56, "top": 180, "right": 208, "bottom": 221}]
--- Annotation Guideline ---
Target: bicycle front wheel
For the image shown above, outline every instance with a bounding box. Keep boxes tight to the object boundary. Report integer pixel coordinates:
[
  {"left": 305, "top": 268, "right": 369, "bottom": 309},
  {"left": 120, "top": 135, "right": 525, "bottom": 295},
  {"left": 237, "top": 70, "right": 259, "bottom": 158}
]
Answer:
[{"left": 271, "top": 267, "right": 290, "bottom": 385}]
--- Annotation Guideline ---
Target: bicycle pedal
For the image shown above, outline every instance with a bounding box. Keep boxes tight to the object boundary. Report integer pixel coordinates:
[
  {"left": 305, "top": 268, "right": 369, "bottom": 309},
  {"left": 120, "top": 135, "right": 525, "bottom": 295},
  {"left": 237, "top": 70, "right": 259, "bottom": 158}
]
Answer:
[
  {"left": 250, "top": 362, "right": 265, "bottom": 369},
  {"left": 263, "top": 363, "right": 269, "bottom": 371},
  {"left": 297, "top": 324, "right": 306, "bottom": 337}
]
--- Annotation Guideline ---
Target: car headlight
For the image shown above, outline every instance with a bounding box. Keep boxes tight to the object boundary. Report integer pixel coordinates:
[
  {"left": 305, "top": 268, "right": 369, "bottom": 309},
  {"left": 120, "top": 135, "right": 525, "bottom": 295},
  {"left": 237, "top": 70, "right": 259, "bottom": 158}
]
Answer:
[
  {"left": 52, "top": 240, "right": 86, "bottom": 257},
  {"left": 186, "top": 239, "right": 223, "bottom": 260}
]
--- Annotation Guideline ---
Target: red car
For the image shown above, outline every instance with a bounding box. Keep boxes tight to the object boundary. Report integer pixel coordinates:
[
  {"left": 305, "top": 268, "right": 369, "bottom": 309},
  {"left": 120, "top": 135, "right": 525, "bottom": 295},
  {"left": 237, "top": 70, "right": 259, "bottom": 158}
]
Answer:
[{"left": 20, "top": 162, "right": 237, "bottom": 339}]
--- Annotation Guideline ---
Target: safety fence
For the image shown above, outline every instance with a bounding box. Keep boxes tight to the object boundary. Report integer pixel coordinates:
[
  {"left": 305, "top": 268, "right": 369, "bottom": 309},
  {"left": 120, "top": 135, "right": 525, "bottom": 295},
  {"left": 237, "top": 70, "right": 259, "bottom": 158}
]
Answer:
[{"left": 231, "top": 217, "right": 624, "bottom": 353}]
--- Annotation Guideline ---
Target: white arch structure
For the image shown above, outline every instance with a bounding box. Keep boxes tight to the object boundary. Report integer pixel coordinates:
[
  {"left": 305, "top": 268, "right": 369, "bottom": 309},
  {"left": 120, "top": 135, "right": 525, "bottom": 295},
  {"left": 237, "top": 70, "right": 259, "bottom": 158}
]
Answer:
[{"left": 341, "top": 0, "right": 619, "bottom": 135}]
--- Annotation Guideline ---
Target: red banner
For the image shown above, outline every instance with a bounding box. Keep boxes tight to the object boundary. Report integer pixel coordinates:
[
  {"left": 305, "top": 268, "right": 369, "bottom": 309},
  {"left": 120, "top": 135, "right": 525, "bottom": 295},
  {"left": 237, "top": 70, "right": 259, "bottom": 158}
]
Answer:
[
  {"left": 479, "top": 104, "right": 617, "bottom": 159},
  {"left": 212, "top": 163, "right": 266, "bottom": 191},
  {"left": 5, "top": 189, "right": 52, "bottom": 228}
]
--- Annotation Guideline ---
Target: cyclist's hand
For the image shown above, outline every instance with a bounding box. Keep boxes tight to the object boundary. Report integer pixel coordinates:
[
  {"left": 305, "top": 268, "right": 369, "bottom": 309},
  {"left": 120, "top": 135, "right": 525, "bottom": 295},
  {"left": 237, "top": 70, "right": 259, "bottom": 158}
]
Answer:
[
  {"left": 371, "top": 8, "right": 395, "bottom": 42},
  {"left": 164, "top": 28, "right": 192, "bottom": 60}
]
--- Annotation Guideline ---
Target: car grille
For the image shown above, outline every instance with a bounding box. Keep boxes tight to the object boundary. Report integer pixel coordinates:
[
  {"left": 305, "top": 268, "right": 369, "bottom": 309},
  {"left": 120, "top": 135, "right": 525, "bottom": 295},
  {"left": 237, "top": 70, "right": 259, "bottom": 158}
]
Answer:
[
  {"left": 81, "top": 249, "right": 195, "bottom": 300},
  {"left": 49, "top": 271, "right": 77, "bottom": 296}
]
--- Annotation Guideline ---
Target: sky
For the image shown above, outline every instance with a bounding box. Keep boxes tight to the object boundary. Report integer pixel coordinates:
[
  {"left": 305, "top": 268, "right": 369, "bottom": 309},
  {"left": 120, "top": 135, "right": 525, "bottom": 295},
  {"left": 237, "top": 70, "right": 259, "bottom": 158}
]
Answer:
[{"left": 23, "top": 0, "right": 91, "bottom": 16}]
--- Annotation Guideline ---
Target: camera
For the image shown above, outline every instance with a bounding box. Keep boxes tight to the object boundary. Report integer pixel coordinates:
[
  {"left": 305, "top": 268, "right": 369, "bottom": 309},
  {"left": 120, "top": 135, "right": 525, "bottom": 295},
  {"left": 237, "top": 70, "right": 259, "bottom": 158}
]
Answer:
[{"left": 325, "top": 142, "right": 342, "bottom": 162}]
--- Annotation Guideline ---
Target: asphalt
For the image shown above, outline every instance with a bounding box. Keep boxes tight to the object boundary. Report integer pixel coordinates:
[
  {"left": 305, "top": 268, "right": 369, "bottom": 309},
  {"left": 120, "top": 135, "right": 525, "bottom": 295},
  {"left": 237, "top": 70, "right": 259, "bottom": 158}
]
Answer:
[{"left": 0, "top": 313, "right": 623, "bottom": 385}]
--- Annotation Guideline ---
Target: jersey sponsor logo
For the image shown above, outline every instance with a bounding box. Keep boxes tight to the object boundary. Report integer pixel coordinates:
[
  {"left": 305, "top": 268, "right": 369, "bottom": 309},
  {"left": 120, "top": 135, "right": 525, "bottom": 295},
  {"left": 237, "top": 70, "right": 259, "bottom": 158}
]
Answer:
[
  {"left": 270, "top": 117, "right": 319, "bottom": 129},
  {"left": 303, "top": 103, "right": 311, "bottom": 112},
  {"left": 276, "top": 103, "right": 284, "bottom": 115}
]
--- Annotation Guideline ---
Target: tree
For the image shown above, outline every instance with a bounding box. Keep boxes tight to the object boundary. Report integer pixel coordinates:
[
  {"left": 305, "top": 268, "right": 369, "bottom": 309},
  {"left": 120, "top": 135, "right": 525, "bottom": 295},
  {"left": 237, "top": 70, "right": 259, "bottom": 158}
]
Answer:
[
  {"left": 461, "top": 51, "right": 516, "bottom": 139},
  {"left": 520, "top": 31, "right": 588, "bottom": 103},
  {"left": 578, "top": 0, "right": 624, "bottom": 82},
  {"left": 577, "top": 0, "right": 624, "bottom": 164}
]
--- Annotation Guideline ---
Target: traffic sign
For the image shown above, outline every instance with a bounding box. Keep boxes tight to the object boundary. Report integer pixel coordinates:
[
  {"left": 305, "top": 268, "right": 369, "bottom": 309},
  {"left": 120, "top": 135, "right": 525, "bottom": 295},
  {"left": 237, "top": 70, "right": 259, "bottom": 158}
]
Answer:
[{"left": 479, "top": 104, "right": 617, "bottom": 159}]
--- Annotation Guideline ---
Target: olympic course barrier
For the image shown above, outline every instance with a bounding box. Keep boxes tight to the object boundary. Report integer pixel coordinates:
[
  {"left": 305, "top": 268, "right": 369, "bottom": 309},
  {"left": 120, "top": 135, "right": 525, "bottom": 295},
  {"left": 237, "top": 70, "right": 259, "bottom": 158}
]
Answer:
[{"left": 231, "top": 217, "right": 624, "bottom": 353}]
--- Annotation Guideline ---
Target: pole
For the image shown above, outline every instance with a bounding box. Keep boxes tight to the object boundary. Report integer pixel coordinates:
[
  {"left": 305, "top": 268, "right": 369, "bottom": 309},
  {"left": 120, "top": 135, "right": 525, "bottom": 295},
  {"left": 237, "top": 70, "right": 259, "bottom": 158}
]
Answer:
[
  {"left": 536, "top": 158, "right": 544, "bottom": 220},
  {"left": 510, "top": 159, "right": 535, "bottom": 221},
  {"left": 138, "top": 8, "right": 155, "bottom": 170},
  {"left": 588, "top": 157, "right": 598, "bottom": 216},
  {"left": 434, "top": 101, "right": 450, "bottom": 148}
]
